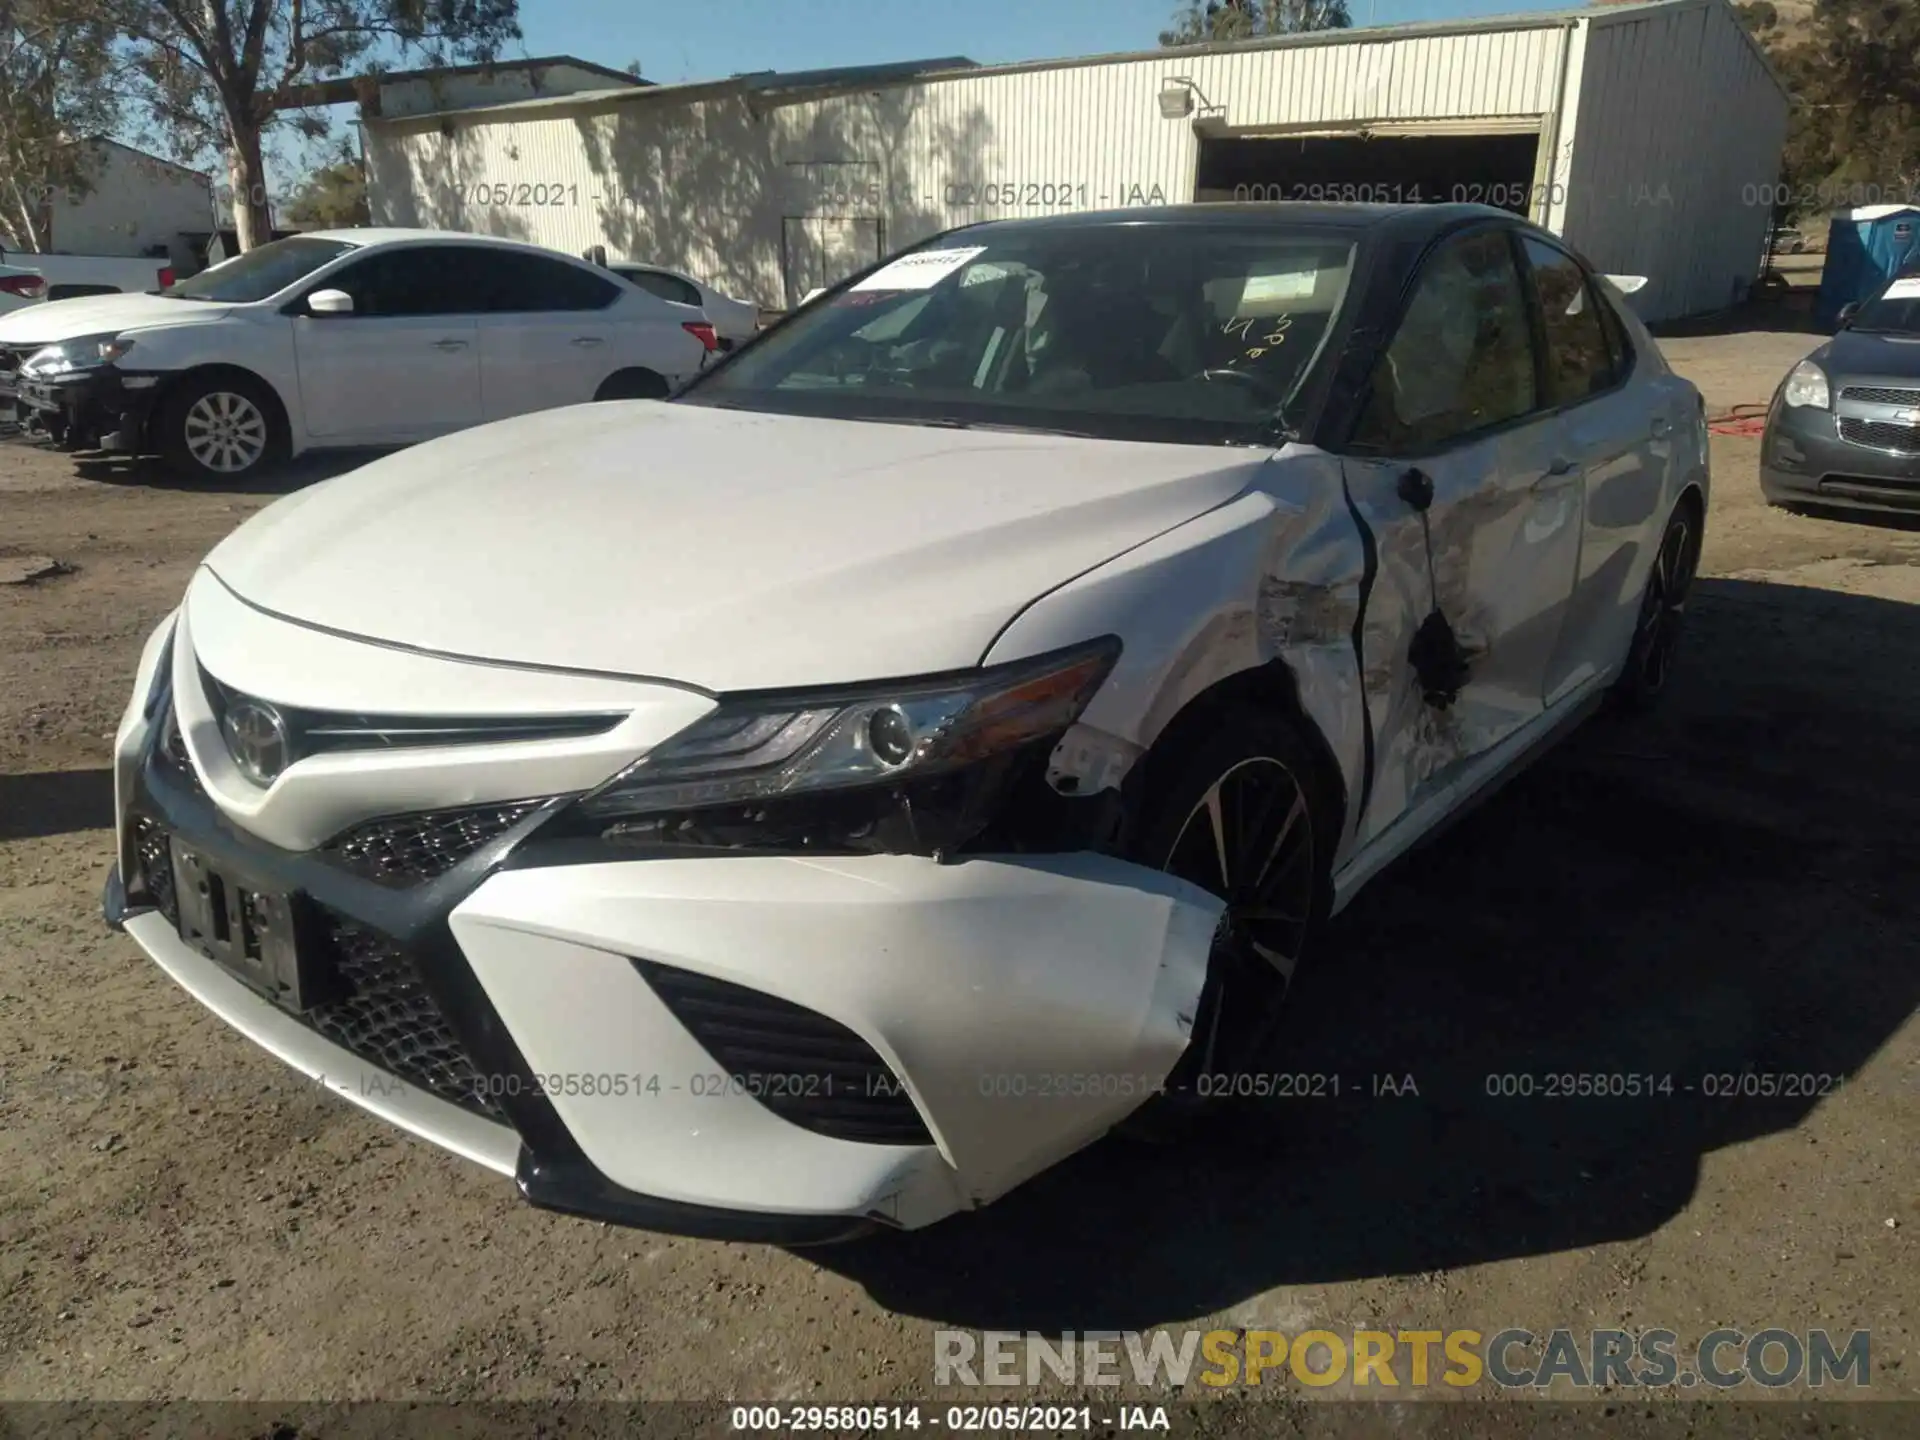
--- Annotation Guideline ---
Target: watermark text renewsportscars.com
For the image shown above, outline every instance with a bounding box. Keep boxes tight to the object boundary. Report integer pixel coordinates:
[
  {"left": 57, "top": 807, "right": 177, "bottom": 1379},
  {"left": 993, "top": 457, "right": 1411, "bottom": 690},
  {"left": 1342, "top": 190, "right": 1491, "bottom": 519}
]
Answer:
[{"left": 934, "top": 1328, "right": 1872, "bottom": 1391}]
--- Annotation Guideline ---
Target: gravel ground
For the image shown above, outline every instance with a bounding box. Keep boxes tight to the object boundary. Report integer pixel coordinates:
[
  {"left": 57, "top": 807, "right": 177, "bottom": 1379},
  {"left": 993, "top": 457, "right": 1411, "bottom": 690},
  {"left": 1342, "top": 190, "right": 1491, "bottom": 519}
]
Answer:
[{"left": 0, "top": 313, "right": 1915, "bottom": 1424}]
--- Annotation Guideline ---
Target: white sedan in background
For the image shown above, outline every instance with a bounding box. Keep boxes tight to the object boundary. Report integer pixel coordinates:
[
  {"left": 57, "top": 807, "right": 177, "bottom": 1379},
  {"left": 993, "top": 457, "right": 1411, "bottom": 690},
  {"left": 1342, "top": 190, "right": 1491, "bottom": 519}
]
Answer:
[
  {"left": 607, "top": 261, "right": 760, "bottom": 347},
  {"left": 0, "top": 229, "right": 717, "bottom": 481}
]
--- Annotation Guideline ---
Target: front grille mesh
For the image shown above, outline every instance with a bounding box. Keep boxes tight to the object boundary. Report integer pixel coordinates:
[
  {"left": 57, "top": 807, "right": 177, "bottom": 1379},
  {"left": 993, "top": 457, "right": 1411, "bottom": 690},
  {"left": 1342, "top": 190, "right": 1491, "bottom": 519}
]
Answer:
[
  {"left": 320, "top": 801, "right": 546, "bottom": 887},
  {"left": 1839, "top": 417, "right": 1920, "bottom": 453},
  {"left": 634, "top": 960, "right": 934, "bottom": 1146},
  {"left": 307, "top": 912, "right": 510, "bottom": 1125},
  {"left": 1841, "top": 385, "right": 1920, "bottom": 406}
]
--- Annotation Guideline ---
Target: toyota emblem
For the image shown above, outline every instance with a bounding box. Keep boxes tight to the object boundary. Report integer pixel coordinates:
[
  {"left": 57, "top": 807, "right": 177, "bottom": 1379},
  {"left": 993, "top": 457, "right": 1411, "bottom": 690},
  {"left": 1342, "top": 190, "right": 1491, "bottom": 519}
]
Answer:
[{"left": 221, "top": 698, "right": 291, "bottom": 786}]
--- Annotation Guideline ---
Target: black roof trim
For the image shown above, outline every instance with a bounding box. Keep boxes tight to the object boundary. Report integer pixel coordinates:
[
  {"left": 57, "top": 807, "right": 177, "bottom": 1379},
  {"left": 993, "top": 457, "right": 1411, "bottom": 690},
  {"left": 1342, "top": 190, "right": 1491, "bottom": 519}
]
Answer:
[{"left": 949, "top": 200, "right": 1517, "bottom": 236}]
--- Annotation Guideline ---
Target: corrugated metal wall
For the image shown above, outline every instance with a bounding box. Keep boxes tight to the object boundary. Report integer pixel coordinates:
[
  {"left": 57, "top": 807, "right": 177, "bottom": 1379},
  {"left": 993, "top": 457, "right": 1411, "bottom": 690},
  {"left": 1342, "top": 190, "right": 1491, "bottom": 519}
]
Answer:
[
  {"left": 365, "top": 24, "right": 1569, "bottom": 309},
  {"left": 1556, "top": 2, "right": 1789, "bottom": 320},
  {"left": 47, "top": 143, "right": 212, "bottom": 263}
]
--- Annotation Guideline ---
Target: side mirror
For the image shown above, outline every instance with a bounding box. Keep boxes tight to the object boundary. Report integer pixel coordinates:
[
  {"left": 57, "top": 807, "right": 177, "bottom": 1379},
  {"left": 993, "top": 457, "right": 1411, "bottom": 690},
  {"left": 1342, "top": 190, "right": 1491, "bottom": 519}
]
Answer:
[
  {"left": 306, "top": 288, "right": 354, "bottom": 316},
  {"left": 1838, "top": 301, "right": 1860, "bottom": 328}
]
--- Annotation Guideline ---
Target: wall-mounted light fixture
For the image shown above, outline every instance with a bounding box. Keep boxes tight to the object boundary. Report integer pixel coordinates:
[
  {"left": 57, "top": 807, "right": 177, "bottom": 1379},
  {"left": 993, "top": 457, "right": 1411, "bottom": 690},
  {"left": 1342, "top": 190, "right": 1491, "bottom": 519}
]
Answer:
[{"left": 1158, "top": 76, "right": 1226, "bottom": 122}]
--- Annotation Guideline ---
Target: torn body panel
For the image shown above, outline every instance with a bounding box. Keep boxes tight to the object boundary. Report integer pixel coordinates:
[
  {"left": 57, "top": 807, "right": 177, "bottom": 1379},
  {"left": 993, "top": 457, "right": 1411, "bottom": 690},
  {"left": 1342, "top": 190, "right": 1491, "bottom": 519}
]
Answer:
[
  {"left": 1340, "top": 422, "right": 1583, "bottom": 851},
  {"left": 449, "top": 850, "right": 1222, "bottom": 1226},
  {"left": 989, "top": 446, "right": 1373, "bottom": 871}
]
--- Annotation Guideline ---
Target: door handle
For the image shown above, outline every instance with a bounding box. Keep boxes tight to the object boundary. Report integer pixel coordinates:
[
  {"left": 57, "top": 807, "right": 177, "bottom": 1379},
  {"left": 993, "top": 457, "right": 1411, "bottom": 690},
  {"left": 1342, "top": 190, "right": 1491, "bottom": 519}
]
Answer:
[
  {"left": 1650, "top": 415, "right": 1673, "bottom": 438},
  {"left": 570, "top": 336, "right": 606, "bottom": 348},
  {"left": 430, "top": 338, "right": 468, "bottom": 351}
]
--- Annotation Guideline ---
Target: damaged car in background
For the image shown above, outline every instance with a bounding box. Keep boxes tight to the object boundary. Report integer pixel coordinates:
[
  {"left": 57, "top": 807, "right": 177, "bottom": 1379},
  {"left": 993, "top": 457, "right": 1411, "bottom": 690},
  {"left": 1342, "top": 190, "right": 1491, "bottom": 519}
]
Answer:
[
  {"left": 0, "top": 229, "right": 716, "bottom": 482},
  {"left": 103, "top": 203, "right": 1707, "bottom": 1241}
]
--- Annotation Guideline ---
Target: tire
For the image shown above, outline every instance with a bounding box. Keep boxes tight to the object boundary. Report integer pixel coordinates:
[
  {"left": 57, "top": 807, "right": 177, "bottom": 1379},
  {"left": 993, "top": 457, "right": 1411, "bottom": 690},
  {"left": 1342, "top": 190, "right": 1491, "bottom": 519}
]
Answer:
[
  {"left": 594, "top": 368, "right": 670, "bottom": 401},
  {"left": 1612, "top": 496, "right": 1703, "bottom": 711},
  {"left": 156, "top": 371, "right": 287, "bottom": 482},
  {"left": 1118, "top": 704, "right": 1338, "bottom": 1143}
]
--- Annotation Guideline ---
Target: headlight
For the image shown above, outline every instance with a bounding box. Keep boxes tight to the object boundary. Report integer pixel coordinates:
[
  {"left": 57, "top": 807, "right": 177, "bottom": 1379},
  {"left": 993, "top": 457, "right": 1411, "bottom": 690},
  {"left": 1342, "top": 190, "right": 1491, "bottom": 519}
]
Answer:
[
  {"left": 22, "top": 334, "right": 135, "bottom": 375},
  {"left": 1782, "top": 360, "right": 1829, "bottom": 409},
  {"left": 566, "top": 638, "right": 1121, "bottom": 852}
]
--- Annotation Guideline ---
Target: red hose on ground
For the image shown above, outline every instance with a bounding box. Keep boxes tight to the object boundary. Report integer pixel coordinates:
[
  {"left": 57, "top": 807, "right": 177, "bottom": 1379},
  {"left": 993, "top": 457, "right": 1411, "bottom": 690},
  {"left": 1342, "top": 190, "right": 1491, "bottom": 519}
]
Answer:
[{"left": 1708, "top": 403, "right": 1770, "bottom": 436}]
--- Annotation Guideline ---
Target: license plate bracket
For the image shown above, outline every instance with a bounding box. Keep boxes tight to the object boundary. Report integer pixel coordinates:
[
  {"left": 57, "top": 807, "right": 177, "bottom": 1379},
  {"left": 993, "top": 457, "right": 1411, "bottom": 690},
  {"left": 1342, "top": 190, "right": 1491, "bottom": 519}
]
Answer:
[{"left": 169, "top": 841, "right": 321, "bottom": 1013}]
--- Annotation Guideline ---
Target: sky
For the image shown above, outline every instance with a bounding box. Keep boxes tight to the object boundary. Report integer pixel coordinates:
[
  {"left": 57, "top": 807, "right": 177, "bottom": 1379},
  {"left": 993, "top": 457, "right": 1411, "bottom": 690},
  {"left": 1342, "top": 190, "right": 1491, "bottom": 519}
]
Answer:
[{"left": 515, "top": 0, "right": 1575, "bottom": 85}]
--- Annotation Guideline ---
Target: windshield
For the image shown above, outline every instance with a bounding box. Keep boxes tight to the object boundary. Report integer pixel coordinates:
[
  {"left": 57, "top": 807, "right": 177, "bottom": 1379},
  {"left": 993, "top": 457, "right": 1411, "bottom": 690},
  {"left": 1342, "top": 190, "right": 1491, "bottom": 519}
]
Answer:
[
  {"left": 679, "top": 224, "right": 1359, "bottom": 444},
  {"left": 162, "top": 236, "right": 356, "bottom": 303},
  {"left": 1851, "top": 276, "right": 1920, "bottom": 334}
]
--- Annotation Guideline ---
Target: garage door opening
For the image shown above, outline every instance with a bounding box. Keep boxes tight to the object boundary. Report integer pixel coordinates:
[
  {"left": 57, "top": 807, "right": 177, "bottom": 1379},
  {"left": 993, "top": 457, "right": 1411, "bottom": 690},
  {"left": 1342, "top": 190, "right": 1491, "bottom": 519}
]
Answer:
[{"left": 1195, "top": 131, "right": 1542, "bottom": 215}]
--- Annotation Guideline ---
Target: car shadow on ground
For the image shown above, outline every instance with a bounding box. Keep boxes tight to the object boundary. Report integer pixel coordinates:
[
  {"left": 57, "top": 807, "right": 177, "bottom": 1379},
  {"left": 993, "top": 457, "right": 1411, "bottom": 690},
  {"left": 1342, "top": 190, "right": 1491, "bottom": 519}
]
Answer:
[
  {"left": 68, "top": 447, "right": 394, "bottom": 495},
  {"left": 807, "top": 577, "right": 1920, "bottom": 1329},
  {"left": 0, "top": 767, "right": 114, "bottom": 841}
]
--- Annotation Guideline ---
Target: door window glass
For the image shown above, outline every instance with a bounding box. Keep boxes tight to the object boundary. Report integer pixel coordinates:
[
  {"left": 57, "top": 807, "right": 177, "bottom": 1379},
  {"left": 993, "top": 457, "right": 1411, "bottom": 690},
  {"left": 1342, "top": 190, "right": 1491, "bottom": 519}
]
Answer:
[
  {"left": 1522, "top": 237, "right": 1616, "bottom": 405},
  {"left": 462, "top": 250, "right": 621, "bottom": 312},
  {"left": 1353, "top": 227, "right": 1537, "bottom": 451},
  {"left": 622, "top": 268, "right": 702, "bottom": 307},
  {"left": 316, "top": 247, "right": 474, "bottom": 316}
]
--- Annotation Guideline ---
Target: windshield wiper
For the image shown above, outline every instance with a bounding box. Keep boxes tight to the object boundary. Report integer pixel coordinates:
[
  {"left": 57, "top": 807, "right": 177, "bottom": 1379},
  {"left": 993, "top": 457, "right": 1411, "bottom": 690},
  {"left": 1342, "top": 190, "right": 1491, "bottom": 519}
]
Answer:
[{"left": 832, "top": 413, "right": 1100, "bottom": 438}]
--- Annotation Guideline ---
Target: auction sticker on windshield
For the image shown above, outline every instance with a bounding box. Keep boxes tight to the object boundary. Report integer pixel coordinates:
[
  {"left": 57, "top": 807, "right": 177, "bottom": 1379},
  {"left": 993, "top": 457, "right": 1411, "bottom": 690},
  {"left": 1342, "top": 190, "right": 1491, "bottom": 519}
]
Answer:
[
  {"left": 1883, "top": 277, "right": 1920, "bottom": 300},
  {"left": 852, "top": 246, "right": 989, "bottom": 292}
]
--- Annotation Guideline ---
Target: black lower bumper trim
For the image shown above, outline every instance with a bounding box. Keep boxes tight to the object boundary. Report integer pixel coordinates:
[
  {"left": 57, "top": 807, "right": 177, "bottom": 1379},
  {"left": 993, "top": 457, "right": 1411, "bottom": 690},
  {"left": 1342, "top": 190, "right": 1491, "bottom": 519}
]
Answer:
[{"left": 517, "top": 1150, "right": 880, "bottom": 1245}]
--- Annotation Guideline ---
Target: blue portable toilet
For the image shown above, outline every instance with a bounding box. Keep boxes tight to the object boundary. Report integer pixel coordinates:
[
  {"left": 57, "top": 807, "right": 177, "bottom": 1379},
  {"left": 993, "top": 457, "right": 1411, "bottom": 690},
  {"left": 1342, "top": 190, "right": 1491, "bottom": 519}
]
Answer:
[{"left": 1818, "top": 204, "right": 1920, "bottom": 326}]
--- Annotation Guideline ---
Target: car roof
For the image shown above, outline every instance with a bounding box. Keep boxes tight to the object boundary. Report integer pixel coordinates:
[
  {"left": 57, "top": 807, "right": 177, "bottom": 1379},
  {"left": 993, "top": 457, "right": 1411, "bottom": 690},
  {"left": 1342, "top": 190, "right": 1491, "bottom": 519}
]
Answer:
[{"left": 298, "top": 227, "right": 589, "bottom": 257}]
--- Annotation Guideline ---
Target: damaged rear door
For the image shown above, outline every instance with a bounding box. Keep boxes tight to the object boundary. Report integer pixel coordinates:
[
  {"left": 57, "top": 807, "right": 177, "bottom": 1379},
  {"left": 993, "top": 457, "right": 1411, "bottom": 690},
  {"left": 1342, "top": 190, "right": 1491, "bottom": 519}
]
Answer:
[{"left": 1335, "top": 223, "right": 1581, "bottom": 848}]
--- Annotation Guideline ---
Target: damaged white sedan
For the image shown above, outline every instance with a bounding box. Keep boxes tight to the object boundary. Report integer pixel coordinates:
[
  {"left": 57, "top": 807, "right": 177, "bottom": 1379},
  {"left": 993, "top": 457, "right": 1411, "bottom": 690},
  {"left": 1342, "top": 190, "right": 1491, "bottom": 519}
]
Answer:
[{"left": 105, "top": 203, "right": 1708, "bottom": 1242}]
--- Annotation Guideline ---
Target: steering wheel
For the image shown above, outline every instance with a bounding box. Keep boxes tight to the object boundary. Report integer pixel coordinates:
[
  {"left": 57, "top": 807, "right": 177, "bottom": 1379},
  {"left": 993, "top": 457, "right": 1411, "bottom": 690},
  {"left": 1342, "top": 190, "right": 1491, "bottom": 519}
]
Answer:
[{"left": 1199, "top": 366, "right": 1285, "bottom": 399}]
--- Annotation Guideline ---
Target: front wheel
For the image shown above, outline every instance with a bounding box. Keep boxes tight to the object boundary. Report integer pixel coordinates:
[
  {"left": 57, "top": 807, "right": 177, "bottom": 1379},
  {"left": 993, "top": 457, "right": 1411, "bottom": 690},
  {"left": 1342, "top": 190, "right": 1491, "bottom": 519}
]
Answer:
[
  {"left": 156, "top": 372, "right": 287, "bottom": 482},
  {"left": 1613, "top": 497, "right": 1702, "bottom": 710},
  {"left": 1119, "top": 706, "right": 1336, "bottom": 1141}
]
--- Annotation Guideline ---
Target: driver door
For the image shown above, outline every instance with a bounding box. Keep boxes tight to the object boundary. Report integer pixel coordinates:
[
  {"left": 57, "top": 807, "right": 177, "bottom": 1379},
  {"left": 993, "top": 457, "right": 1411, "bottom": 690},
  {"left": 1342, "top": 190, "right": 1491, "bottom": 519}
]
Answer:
[
  {"left": 1339, "top": 224, "right": 1582, "bottom": 849},
  {"left": 291, "top": 245, "right": 481, "bottom": 442}
]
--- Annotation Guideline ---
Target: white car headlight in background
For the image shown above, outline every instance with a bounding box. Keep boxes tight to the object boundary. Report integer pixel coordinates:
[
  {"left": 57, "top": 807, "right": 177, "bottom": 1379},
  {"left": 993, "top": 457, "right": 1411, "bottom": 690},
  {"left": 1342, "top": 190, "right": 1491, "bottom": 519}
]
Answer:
[
  {"left": 580, "top": 638, "right": 1119, "bottom": 820},
  {"left": 1781, "top": 360, "right": 1830, "bottom": 409},
  {"left": 22, "top": 334, "right": 135, "bottom": 375}
]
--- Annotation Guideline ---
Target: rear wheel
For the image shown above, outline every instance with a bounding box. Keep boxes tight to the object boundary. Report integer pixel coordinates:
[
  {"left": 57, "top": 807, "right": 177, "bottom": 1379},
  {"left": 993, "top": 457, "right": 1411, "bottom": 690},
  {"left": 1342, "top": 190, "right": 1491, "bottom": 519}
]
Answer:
[
  {"left": 157, "top": 371, "right": 286, "bottom": 482},
  {"left": 1120, "top": 706, "right": 1335, "bottom": 1141},
  {"left": 594, "top": 368, "right": 670, "bottom": 401},
  {"left": 1613, "top": 497, "right": 1702, "bottom": 710}
]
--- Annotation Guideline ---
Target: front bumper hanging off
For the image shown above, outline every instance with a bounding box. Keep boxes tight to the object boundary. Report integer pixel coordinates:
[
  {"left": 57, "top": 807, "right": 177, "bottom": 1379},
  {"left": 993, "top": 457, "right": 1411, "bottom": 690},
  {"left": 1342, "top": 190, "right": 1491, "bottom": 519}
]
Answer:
[
  {"left": 15, "top": 366, "right": 160, "bottom": 451},
  {"left": 105, "top": 679, "right": 1221, "bottom": 1241}
]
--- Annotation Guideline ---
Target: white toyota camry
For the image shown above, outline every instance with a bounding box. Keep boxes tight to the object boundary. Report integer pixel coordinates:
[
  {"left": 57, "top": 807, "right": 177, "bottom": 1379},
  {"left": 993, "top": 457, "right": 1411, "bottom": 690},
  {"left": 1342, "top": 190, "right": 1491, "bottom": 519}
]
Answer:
[{"left": 105, "top": 204, "right": 1708, "bottom": 1242}]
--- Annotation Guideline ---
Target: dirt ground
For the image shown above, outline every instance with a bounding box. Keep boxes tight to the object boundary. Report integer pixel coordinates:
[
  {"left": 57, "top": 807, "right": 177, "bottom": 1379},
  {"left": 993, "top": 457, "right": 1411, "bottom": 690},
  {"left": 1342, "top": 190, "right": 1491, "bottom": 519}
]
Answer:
[{"left": 1, "top": 300, "right": 1916, "bottom": 1421}]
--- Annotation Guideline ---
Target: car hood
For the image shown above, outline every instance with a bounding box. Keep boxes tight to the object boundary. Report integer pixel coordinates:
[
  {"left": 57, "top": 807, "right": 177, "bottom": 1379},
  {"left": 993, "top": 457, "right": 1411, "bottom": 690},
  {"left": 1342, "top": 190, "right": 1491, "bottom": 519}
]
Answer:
[
  {"left": 1818, "top": 327, "right": 1920, "bottom": 380},
  {"left": 0, "top": 292, "right": 229, "bottom": 346},
  {"left": 204, "top": 403, "right": 1264, "bottom": 691}
]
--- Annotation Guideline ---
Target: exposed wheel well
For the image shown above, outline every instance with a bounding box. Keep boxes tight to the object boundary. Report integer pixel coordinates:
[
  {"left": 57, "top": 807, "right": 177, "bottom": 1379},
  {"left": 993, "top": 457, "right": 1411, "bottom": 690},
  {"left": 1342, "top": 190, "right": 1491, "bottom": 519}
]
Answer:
[
  {"left": 1125, "top": 659, "right": 1350, "bottom": 838},
  {"left": 150, "top": 364, "right": 290, "bottom": 446},
  {"left": 594, "top": 367, "right": 670, "bottom": 401}
]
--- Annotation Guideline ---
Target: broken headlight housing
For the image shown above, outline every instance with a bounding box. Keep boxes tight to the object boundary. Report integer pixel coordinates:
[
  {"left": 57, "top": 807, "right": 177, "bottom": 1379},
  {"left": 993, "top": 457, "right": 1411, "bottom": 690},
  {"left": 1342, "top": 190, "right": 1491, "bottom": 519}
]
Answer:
[
  {"left": 22, "top": 333, "right": 136, "bottom": 376},
  {"left": 557, "top": 637, "right": 1121, "bottom": 857}
]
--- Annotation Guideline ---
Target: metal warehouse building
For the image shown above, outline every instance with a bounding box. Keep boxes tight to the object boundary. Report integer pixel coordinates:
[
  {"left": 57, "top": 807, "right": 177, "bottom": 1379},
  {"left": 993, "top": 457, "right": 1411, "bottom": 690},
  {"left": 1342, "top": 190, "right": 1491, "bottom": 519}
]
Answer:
[{"left": 362, "top": 0, "right": 1789, "bottom": 322}]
